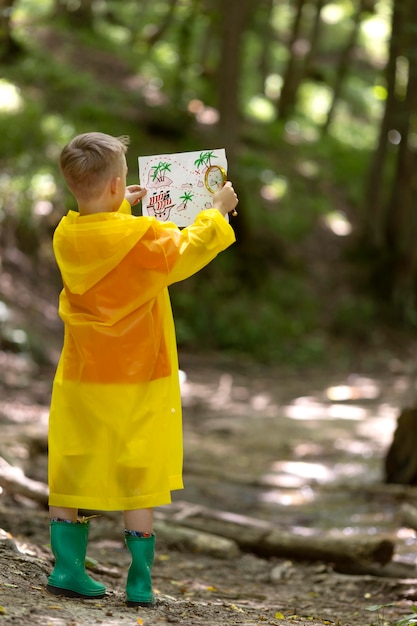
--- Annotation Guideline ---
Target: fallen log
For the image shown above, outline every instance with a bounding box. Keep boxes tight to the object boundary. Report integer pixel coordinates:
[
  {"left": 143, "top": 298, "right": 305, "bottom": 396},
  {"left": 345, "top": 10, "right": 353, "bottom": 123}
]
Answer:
[
  {"left": 159, "top": 501, "right": 395, "bottom": 566},
  {"left": 154, "top": 520, "right": 240, "bottom": 559},
  {"left": 334, "top": 560, "right": 417, "bottom": 578},
  {"left": 400, "top": 502, "right": 417, "bottom": 531},
  {"left": 262, "top": 528, "right": 393, "bottom": 565},
  {"left": 0, "top": 456, "right": 48, "bottom": 505},
  {"left": 0, "top": 460, "right": 396, "bottom": 569}
]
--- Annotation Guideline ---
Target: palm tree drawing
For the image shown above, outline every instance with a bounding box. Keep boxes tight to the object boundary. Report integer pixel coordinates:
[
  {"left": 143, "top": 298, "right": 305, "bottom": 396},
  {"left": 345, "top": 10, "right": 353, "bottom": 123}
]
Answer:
[
  {"left": 151, "top": 161, "right": 172, "bottom": 183},
  {"left": 179, "top": 191, "right": 194, "bottom": 211},
  {"left": 194, "top": 151, "right": 218, "bottom": 169}
]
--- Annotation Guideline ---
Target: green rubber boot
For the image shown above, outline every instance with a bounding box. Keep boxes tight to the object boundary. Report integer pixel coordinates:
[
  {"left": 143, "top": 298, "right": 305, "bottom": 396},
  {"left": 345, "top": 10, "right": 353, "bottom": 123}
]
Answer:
[
  {"left": 125, "top": 533, "right": 156, "bottom": 607},
  {"left": 47, "top": 520, "right": 106, "bottom": 598}
]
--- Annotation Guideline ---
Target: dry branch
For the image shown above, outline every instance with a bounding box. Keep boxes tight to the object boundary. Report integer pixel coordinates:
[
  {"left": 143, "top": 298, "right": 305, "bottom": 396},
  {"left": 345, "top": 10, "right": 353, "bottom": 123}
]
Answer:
[{"left": 0, "top": 456, "right": 48, "bottom": 505}]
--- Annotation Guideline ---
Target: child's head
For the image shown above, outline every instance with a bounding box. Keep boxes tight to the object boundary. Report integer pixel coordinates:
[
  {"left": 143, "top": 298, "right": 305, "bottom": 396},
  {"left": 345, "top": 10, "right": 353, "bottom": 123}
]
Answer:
[{"left": 60, "top": 132, "right": 129, "bottom": 202}]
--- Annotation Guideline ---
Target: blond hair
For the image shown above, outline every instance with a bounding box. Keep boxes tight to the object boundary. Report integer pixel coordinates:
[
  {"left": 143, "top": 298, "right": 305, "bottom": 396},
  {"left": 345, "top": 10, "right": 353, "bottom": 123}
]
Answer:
[{"left": 60, "top": 132, "right": 129, "bottom": 201}]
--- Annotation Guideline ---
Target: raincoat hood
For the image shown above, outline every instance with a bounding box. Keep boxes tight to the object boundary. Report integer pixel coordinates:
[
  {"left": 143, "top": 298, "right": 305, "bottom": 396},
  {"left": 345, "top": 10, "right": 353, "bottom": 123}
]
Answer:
[{"left": 53, "top": 200, "right": 151, "bottom": 295}]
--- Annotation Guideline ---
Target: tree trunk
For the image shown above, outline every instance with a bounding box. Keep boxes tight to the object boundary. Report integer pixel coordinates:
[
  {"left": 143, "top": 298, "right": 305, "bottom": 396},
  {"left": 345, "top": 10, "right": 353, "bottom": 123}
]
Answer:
[
  {"left": 303, "top": 0, "right": 325, "bottom": 80},
  {"left": 172, "top": 0, "right": 200, "bottom": 107},
  {"left": 215, "top": 0, "right": 253, "bottom": 246},
  {"left": 256, "top": 0, "right": 275, "bottom": 91},
  {"left": 142, "top": 0, "right": 179, "bottom": 48},
  {"left": 216, "top": 0, "right": 251, "bottom": 159},
  {"left": 0, "top": 0, "right": 21, "bottom": 61},
  {"left": 358, "top": 0, "right": 417, "bottom": 315},
  {"left": 277, "top": 0, "right": 325, "bottom": 121},
  {"left": 54, "top": 0, "right": 95, "bottom": 28},
  {"left": 361, "top": 0, "right": 400, "bottom": 250},
  {"left": 322, "top": 0, "right": 366, "bottom": 132},
  {"left": 277, "top": 0, "right": 307, "bottom": 120},
  {"left": 383, "top": 1, "right": 417, "bottom": 312}
]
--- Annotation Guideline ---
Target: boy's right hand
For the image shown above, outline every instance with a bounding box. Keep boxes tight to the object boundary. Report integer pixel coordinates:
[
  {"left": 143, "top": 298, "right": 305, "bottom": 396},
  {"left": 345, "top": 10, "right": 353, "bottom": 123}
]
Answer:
[
  {"left": 213, "top": 182, "right": 238, "bottom": 217},
  {"left": 125, "top": 185, "right": 147, "bottom": 207}
]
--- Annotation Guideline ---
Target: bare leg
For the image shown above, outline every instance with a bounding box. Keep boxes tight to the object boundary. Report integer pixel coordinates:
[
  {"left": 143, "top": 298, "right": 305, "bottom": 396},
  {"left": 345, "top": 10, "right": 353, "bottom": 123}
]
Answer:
[
  {"left": 123, "top": 508, "right": 153, "bottom": 533},
  {"left": 49, "top": 506, "right": 78, "bottom": 522}
]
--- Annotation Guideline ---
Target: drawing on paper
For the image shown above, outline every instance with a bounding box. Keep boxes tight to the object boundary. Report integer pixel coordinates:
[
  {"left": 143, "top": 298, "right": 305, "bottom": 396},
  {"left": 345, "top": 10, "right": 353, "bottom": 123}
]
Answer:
[
  {"left": 146, "top": 189, "right": 175, "bottom": 221},
  {"left": 138, "top": 149, "right": 227, "bottom": 227}
]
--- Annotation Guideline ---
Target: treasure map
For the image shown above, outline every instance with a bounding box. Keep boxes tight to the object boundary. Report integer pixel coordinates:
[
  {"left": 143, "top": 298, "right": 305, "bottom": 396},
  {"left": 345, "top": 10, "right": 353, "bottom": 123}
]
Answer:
[{"left": 138, "top": 148, "right": 227, "bottom": 227}]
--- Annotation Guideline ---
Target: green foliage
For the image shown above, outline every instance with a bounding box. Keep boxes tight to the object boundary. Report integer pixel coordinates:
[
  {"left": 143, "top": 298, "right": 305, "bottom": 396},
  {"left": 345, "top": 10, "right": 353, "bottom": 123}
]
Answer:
[
  {"left": 331, "top": 293, "right": 378, "bottom": 339},
  {"left": 365, "top": 603, "right": 397, "bottom": 626},
  {"left": 364, "top": 601, "right": 417, "bottom": 626},
  {"left": 1, "top": 0, "right": 411, "bottom": 365},
  {"left": 171, "top": 256, "right": 326, "bottom": 365},
  {"left": 394, "top": 605, "right": 417, "bottom": 626}
]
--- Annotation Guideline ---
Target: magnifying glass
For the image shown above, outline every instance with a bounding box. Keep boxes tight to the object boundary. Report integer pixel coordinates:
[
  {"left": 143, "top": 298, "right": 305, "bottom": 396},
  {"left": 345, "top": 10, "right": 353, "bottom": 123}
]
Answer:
[{"left": 204, "top": 165, "right": 238, "bottom": 216}]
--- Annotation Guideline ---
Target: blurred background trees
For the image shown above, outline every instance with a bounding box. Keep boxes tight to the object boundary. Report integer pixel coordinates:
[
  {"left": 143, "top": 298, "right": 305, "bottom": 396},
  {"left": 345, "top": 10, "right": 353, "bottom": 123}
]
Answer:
[{"left": 0, "top": 0, "right": 416, "bottom": 365}]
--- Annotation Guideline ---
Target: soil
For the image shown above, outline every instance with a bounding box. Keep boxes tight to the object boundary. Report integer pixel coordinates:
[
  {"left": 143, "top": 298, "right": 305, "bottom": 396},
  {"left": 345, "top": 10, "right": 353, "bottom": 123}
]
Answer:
[{"left": 2, "top": 336, "right": 417, "bottom": 626}]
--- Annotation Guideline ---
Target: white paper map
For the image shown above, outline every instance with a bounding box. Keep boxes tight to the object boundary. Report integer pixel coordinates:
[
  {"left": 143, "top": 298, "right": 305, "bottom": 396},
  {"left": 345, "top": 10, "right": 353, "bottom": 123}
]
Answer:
[{"left": 138, "top": 148, "right": 227, "bottom": 227}]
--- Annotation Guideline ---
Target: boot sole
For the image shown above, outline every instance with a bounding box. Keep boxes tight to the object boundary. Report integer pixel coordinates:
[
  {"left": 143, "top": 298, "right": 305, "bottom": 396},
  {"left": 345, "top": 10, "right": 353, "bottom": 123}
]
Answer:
[
  {"left": 47, "top": 584, "right": 106, "bottom": 599},
  {"left": 126, "top": 600, "right": 155, "bottom": 608}
]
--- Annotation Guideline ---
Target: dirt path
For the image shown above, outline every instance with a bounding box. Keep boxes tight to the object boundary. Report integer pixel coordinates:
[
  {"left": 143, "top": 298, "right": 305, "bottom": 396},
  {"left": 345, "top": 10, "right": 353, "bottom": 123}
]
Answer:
[{"left": 1, "top": 350, "right": 417, "bottom": 625}]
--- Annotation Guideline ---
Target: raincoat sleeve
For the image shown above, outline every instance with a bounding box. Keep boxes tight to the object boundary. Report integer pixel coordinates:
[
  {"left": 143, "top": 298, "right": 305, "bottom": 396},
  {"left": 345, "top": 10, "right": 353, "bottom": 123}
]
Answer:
[{"left": 146, "top": 208, "right": 236, "bottom": 285}]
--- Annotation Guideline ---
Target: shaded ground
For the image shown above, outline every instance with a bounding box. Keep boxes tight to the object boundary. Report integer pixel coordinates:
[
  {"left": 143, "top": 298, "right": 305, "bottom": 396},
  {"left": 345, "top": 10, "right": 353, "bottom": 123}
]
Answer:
[{"left": 2, "top": 345, "right": 417, "bottom": 625}]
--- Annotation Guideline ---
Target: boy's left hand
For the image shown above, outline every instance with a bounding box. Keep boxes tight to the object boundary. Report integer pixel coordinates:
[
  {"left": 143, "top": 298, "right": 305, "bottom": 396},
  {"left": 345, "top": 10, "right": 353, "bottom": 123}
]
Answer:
[{"left": 125, "top": 185, "right": 147, "bottom": 206}]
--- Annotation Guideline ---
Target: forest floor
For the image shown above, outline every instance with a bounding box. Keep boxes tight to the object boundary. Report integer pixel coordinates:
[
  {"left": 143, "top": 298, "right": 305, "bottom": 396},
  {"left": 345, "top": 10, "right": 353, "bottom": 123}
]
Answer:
[{"left": 2, "top": 337, "right": 417, "bottom": 626}]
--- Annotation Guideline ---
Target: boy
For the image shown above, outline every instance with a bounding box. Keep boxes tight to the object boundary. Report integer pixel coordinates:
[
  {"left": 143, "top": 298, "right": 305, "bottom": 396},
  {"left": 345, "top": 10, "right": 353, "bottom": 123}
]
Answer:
[{"left": 47, "top": 132, "right": 238, "bottom": 607}]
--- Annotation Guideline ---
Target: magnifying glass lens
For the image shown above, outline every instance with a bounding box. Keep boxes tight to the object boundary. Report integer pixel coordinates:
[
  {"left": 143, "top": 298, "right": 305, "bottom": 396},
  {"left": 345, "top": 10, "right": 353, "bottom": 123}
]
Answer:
[{"left": 205, "top": 165, "right": 227, "bottom": 194}]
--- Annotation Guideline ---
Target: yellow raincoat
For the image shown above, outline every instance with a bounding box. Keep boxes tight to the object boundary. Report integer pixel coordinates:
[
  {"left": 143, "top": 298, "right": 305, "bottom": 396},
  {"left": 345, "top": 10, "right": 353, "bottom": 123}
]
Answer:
[{"left": 48, "top": 201, "right": 235, "bottom": 511}]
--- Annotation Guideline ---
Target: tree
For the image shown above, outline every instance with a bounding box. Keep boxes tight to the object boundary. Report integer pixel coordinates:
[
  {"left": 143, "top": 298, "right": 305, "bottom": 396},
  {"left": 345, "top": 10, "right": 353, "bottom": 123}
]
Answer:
[
  {"left": 0, "top": 0, "right": 22, "bottom": 61},
  {"left": 214, "top": 0, "right": 254, "bottom": 247},
  {"left": 255, "top": 0, "right": 276, "bottom": 92},
  {"left": 142, "top": 0, "right": 179, "bottom": 47},
  {"left": 171, "top": 0, "right": 200, "bottom": 107},
  {"left": 54, "top": 0, "right": 95, "bottom": 29},
  {"left": 384, "top": 3, "right": 417, "bottom": 313},
  {"left": 359, "top": 0, "right": 417, "bottom": 317},
  {"left": 276, "top": 0, "right": 307, "bottom": 120},
  {"left": 322, "top": 0, "right": 370, "bottom": 132},
  {"left": 215, "top": 0, "right": 252, "bottom": 159}
]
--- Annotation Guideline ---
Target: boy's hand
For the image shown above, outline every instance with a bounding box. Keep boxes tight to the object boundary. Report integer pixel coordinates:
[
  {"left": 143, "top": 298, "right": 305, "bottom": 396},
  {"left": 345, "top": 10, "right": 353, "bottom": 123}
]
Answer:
[
  {"left": 125, "top": 185, "right": 147, "bottom": 206},
  {"left": 213, "top": 182, "right": 238, "bottom": 217}
]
